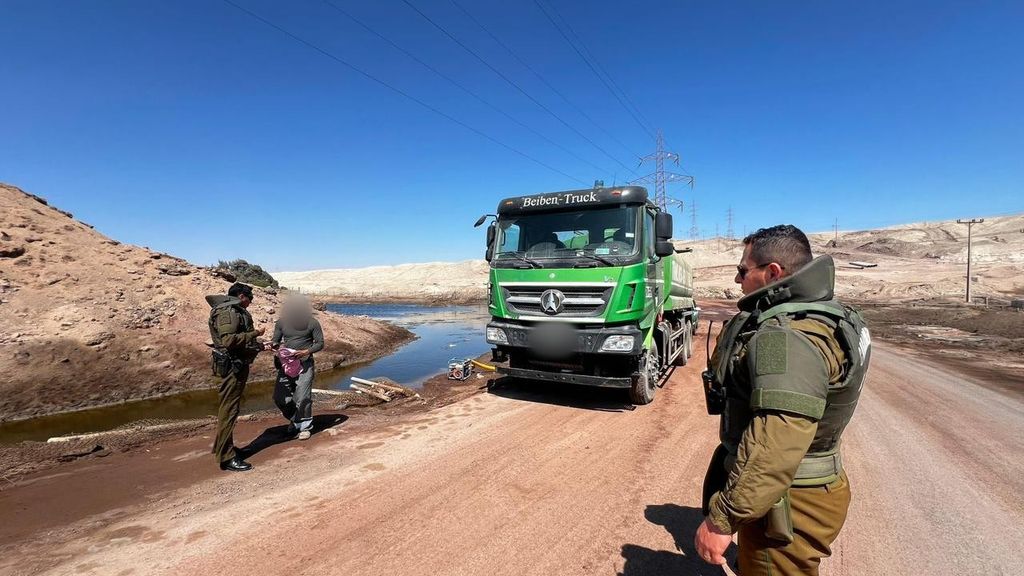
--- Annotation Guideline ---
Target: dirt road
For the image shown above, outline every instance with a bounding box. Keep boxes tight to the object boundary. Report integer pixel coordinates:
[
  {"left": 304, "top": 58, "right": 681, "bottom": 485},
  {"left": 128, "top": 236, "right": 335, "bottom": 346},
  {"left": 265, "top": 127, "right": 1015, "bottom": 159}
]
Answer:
[{"left": 2, "top": 315, "right": 1023, "bottom": 576}]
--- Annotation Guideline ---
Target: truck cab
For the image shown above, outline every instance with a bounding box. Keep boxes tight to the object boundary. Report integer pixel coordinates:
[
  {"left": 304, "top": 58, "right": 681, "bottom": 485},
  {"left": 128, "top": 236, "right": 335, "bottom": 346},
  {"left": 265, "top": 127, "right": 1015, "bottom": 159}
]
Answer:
[{"left": 477, "top": 185, "right": 698, "bottom": 404}]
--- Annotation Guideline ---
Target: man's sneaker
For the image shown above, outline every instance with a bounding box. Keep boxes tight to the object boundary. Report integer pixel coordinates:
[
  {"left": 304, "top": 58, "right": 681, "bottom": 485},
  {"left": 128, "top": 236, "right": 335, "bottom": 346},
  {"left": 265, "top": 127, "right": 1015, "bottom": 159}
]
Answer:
[{"left": 298, "top": 430, "right": 311, "bottom": 441}]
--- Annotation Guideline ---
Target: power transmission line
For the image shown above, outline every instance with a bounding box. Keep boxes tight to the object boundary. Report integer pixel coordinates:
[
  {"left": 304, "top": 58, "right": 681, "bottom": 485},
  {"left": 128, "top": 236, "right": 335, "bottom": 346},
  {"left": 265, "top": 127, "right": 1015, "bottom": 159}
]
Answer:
[
  {"left": 449, "top": 0, "right": 642, "bottom": 160},
  {"left": 321, "top": 0, "right": 611, "bottom": 176},
  {"left": 534, "top": 0, "right": 657, "bottom": 142},
  {"left": 726, "top": 207, "right": 734, "bottom": 240},
  {"left": 401, "top": 0, "right": 638, "bottom": 176},
  {"left": 219, "top": 0, "right": 588, "bottom": 185},
  {"left": 689, "top": 201, "right": 699, "bottom": 240},
  {"left": 541, "top": 0, "right": 657, "bottom": 136}
]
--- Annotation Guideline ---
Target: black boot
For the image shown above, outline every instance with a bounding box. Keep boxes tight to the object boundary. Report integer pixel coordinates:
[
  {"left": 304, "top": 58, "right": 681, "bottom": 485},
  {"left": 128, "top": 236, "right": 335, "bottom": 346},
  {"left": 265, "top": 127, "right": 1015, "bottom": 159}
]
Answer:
[{"left": 220, "top": 456, "right": 253, "bottom": 472}]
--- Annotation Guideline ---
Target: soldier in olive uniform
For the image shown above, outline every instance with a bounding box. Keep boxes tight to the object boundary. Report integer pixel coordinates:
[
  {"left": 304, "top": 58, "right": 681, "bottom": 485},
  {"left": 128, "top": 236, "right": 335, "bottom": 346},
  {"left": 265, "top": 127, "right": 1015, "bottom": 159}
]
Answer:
[
  {"left": 206, "top": 282, "right": 266, "bottom": 472},
  {"left": 694, "top": 225, "right": 871, "bottom": 575}
]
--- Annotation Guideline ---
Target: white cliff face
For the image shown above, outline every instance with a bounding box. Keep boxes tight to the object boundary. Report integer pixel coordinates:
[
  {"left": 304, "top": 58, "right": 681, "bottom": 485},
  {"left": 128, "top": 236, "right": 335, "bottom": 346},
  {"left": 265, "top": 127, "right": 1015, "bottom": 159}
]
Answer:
[
  {"left": 273, "top": 214, "right": 1024, "bottom": 305},
  {"left": 272, "top": 260, "right": 490, "bottom": 302}
]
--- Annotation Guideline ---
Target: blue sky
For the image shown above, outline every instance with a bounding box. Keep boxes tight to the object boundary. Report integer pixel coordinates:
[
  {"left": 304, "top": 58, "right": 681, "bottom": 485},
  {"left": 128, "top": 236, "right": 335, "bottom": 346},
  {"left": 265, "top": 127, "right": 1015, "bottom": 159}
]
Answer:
[{"left": 2, "top": 0, "right": 1021, "bottom": 270}]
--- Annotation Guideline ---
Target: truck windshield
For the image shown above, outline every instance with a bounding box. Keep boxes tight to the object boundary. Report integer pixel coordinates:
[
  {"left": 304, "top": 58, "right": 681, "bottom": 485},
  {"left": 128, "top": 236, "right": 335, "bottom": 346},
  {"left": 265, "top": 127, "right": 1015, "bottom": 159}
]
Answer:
[{"left": 493, "top": 205, "right": 641, "bottom": 268}]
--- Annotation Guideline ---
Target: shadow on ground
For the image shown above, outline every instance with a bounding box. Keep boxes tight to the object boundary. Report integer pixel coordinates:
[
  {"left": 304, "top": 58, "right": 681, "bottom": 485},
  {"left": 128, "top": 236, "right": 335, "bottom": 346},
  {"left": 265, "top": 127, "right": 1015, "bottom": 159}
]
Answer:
[
  {"left": 618, "top": 503, "right": 738, "bottom": 576},
  {"left": 240, "top": 413, "right": 348, "bottom": 459},
  {"left": 486, "top": 376, "right": 636, "bottom": 412}
]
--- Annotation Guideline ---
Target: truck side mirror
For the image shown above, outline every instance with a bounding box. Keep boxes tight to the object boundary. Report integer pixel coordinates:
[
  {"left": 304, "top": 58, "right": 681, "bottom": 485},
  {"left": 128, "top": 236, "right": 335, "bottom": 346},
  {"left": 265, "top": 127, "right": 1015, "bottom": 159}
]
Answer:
[
  {"left": 655, "top": 212, "right": 673, "bottom": 239},
  {"left": 655, "top": 241, "right": 675, "bottom": 257},
  {"left": 485, "top": 223, "right": 496, "bottom": 262}
]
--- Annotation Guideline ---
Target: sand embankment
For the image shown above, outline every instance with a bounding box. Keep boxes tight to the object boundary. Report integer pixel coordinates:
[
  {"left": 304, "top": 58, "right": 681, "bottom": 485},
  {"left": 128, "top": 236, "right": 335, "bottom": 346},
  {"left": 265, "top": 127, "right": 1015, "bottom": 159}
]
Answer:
[{"left": 0, "top": 183, "right": 412, "bottom": 421}]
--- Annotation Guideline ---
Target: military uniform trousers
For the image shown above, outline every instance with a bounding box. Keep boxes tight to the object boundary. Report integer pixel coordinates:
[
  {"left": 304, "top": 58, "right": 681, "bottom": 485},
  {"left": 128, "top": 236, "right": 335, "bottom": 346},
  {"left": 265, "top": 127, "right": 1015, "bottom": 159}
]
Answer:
[
  {"left": 212, "top": 363, "right": 250, "bottom": 463},
  {"left": 738, "top": 471, "right": 851, "bottom": 576}
]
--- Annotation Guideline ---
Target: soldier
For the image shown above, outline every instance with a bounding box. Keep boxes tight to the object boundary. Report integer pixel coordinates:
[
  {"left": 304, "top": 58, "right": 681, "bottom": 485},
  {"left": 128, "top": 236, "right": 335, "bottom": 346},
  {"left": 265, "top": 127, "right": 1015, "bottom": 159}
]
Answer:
[
  {"left": 206, "top": 282, "right": 266, "bottom": 472},
  {"left": 694, "top": 225, "right": 871, "bottom": 575}
]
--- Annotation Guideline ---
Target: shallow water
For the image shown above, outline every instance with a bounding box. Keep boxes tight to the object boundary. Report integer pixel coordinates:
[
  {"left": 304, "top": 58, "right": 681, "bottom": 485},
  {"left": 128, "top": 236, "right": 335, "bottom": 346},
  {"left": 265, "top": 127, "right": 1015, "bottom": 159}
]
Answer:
[{"left": 0, "top": 304, "right": 490, "bottom": 444}]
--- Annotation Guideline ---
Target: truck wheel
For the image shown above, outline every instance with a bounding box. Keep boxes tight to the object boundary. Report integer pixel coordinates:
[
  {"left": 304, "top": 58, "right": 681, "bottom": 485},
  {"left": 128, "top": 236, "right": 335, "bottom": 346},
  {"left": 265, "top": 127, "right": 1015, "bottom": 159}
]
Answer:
[
  {"left": 684, "top": 319, "right": 694, "bottom": 359},
  {"left": 629, "top": 348, "right": 658, "bottom": 405}
]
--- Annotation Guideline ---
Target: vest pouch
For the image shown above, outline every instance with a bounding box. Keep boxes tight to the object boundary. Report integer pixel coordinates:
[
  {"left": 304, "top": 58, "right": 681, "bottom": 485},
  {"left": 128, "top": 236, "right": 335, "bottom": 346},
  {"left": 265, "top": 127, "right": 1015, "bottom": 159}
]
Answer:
[
  {"left": 212, "top": 349, "right": 233, "bottom": 378},
  {"left": 765, "top": 491, "right": 794, "bottom": 543}
]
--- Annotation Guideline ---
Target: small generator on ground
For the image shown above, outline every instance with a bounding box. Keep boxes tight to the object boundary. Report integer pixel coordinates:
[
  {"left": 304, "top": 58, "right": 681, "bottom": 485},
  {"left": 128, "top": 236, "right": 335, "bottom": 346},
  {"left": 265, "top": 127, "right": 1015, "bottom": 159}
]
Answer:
[{"left": 447, "top": 357, "right": 473, "bottom": 381}]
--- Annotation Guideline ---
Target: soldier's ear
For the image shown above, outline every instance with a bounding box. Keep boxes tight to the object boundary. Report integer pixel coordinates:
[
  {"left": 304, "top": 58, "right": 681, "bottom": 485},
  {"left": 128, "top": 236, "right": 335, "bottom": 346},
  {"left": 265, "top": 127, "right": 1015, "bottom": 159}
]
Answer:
[{"left": 766, "top": 262, "right": 785, "bottom": 281}]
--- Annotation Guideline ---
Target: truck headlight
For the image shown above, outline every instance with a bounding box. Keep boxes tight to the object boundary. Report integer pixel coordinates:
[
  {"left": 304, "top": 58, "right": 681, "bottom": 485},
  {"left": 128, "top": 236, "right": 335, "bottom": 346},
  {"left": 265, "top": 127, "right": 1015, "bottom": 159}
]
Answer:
[
  {"left": 486, "top": 327, "right": 509, "bottom": 345},
  {"left": 601, "top": 335, "right": 634, "bottom": 352}
]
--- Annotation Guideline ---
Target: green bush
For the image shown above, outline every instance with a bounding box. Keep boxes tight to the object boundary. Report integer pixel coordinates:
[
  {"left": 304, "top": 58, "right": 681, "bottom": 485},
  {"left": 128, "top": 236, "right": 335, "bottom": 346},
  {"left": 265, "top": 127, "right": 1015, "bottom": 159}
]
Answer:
[{"left": 215, "top": 259, "right": 279, "bottom": 288}]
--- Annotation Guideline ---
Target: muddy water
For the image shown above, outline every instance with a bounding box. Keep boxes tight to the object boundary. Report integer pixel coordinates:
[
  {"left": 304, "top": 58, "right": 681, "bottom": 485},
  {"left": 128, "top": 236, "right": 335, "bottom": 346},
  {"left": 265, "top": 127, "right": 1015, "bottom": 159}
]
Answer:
[{"left": 0, "top": 304, "right": 490, "bottom": 444}]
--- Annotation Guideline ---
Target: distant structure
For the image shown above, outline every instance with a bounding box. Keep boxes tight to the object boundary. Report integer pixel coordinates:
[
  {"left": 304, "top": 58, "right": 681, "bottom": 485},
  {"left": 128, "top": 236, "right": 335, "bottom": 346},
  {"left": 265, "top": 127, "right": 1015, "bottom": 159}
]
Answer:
[
  {"left": 957, "top": 218, "right": 985, "bottom": 303},
  {"left": 689, "top": 201, "right": 699, "bottom": 240},
  {"left": 726, "top": 207, "right": 735, "bottom": 240},
  {"left": 629, "top": 130, "right": 694, "bottom": 211}
]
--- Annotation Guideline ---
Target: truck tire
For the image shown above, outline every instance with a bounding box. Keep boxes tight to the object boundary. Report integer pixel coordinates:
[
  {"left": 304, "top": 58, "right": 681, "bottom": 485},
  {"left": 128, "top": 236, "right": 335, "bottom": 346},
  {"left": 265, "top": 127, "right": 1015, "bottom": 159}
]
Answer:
[
  {"left": 684, "top": 319, "right": 694, "bottom": 359},
  {"left": 629, "top": 348, "right": 658, "bottom": 405}
]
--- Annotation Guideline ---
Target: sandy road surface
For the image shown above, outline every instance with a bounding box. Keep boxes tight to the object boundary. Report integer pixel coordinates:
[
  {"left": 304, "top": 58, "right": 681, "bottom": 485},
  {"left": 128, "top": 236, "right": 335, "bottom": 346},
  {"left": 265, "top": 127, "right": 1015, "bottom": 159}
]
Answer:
[{"left": 2, "top": 316, "right": 1023, "bottom": 576}]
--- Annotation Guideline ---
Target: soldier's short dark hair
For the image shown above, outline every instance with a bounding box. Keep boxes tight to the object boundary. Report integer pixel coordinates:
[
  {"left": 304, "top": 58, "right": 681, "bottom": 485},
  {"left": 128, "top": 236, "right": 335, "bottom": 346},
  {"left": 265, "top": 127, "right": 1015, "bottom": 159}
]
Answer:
[
  {"left": 227, "top": 282, "right": 254, "bottom": 299},
  {"left": 743, "top": 225, "right": 813, "bottom": 272}
]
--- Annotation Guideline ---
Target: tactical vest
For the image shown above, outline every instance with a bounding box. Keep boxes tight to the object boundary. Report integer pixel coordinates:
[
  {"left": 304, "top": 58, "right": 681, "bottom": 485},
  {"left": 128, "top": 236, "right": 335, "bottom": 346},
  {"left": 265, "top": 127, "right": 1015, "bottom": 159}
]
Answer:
[
  {"left": 208, "top": 304, "right": 258, "bottom": 361},
  {"left": 708, "top": 256, "right": 872, "bottom": 486}
]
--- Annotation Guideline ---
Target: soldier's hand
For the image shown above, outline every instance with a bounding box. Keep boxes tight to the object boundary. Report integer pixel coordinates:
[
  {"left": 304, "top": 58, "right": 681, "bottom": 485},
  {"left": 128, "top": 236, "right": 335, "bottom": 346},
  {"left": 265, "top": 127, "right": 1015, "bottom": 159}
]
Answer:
[
  {"left": 694, "top": 518, "right": 731, "bottom": 565},
  {"left": 255, "top": 327, "right": 266, "bottom": 336}
]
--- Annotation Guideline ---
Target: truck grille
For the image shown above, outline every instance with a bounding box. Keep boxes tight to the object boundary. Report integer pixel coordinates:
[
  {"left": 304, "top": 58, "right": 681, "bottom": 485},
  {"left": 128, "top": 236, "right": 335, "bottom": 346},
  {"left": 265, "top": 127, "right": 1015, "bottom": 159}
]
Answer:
[{"left": 503, "top": 285, "right": 612, "bottom": 318}]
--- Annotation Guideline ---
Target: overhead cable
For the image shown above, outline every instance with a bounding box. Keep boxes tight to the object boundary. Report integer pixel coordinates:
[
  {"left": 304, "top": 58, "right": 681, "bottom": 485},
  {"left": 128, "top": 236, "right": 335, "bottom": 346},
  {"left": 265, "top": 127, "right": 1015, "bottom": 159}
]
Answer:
[
  {"left": 220, "top": 0, "right": 588, "bottom": 185},
  {"left": 401, "top": 0, "right": 638, "bottom": 176},
  {"left": 533, "top": 0, "right": 657, "bottom": 142},
  {"left": 449, "top": 0, "right": 642, "bottom": 161},
  {"left": 321, "top": 0, "right": 612, "bottom": 176}
]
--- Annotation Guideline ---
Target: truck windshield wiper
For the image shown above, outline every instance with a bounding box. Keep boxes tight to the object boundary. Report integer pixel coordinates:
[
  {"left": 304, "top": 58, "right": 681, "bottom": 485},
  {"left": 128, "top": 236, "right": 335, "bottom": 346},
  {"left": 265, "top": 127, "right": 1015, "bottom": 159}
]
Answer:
[
  {"left": 573, "top": 253, "right": 615, "bottom": 267},
  {"left": 499, "top": 252, "right": 542, "bottom": 268}
]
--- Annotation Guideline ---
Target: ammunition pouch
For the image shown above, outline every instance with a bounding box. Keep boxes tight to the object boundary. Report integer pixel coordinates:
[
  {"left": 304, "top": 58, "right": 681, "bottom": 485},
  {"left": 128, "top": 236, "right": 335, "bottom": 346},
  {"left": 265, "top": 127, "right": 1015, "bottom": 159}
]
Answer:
[
  {"left": 792, "top": 449, "right": 843, "bottom": 487},
  {"left": 765, "top": 491, "right": 794, "bottom": 543},
  {"left": 211, "top": 349, "right": 235, "bottom": 378}
]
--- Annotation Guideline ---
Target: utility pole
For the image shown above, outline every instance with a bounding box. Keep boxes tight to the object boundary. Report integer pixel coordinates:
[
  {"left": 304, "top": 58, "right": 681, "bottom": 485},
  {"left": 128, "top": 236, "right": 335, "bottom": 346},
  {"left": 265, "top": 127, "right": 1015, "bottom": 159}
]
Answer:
[
  {"left": 630, "top": 129, "right": 694, "bottom": 211},
  {"left": 715, "top": 223, "right": 720, "bottom": 252},
  {"left": 726, "top": 207, "right": 735, "bottom": 240},
  {"left": 833, "top": 218, "right": 838, "bottom": 243},
  {"left": 957, "top": 218, "right": 984, "bottom": 304}
]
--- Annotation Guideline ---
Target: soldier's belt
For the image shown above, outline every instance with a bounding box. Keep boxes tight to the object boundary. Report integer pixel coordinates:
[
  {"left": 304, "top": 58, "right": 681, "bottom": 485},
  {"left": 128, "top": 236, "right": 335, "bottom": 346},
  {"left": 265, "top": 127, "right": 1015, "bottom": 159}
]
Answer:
[{"left": 792, "top": 449, "right": 842, "bottom": 487}]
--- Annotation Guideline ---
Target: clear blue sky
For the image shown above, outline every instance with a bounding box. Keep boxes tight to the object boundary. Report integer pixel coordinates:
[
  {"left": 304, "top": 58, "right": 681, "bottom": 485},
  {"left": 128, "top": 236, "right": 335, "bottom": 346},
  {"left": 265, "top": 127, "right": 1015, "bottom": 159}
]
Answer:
[{"left": 2, "top": 1, "right": 1021, "bottom": 270}]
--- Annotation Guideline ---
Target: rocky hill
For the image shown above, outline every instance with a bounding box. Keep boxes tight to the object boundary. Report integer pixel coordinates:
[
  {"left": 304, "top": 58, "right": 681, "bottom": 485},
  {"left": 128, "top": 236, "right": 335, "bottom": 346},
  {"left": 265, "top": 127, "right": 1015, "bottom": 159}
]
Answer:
[{"left": 0, "top": 184, "right": 411, "bottom": 421}]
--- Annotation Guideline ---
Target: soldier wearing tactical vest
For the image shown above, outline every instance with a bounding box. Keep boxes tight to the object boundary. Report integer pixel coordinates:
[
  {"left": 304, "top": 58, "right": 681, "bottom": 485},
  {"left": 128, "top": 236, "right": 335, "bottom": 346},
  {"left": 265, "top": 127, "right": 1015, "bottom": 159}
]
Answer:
[
  {"left": 205, "top": 282, "right": 267, "bottom": 472},
  {"left": 694, "top": 225, "right": 871, "bottom": 575}
]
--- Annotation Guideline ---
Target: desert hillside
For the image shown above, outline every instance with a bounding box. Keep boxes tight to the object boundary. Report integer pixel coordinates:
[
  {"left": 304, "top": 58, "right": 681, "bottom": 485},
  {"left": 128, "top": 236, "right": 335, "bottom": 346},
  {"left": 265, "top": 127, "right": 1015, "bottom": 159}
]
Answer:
[
  {"left": 274, "top": 260, "right": 491, "bottom": 303},
  {"left": 274, "top": 215, "right": 1024, "bottom": 305},
  {"left": 687, "top": 215, "right": 1024, "bottom": 302},
  {"left": 0, "top": 183, "right": 411, "bottom": 420}
]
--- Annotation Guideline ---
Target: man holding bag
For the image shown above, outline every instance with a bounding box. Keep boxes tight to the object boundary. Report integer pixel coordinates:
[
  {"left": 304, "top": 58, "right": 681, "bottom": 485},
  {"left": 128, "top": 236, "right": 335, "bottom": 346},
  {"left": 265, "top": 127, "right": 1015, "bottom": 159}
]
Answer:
[{"left": 271, "top": 295, "right": 324, "bottom": 440}]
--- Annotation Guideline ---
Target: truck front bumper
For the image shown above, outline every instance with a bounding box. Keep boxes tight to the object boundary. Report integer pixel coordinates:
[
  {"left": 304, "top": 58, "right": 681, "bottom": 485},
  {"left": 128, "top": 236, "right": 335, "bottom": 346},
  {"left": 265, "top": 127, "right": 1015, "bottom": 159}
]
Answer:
[
  {"left": 485, "top": 320, "right": 643, "bottom": 355},
  {"left": 496, "top": 366, "right": 633, "bottom": 388}
]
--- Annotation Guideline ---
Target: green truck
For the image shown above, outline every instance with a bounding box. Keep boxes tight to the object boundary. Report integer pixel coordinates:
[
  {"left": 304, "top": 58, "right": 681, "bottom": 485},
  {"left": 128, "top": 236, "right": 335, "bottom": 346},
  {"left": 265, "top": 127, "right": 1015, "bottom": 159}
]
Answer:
[{"left": 474, "top": 185, "right": 698, "bottom": 404}]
